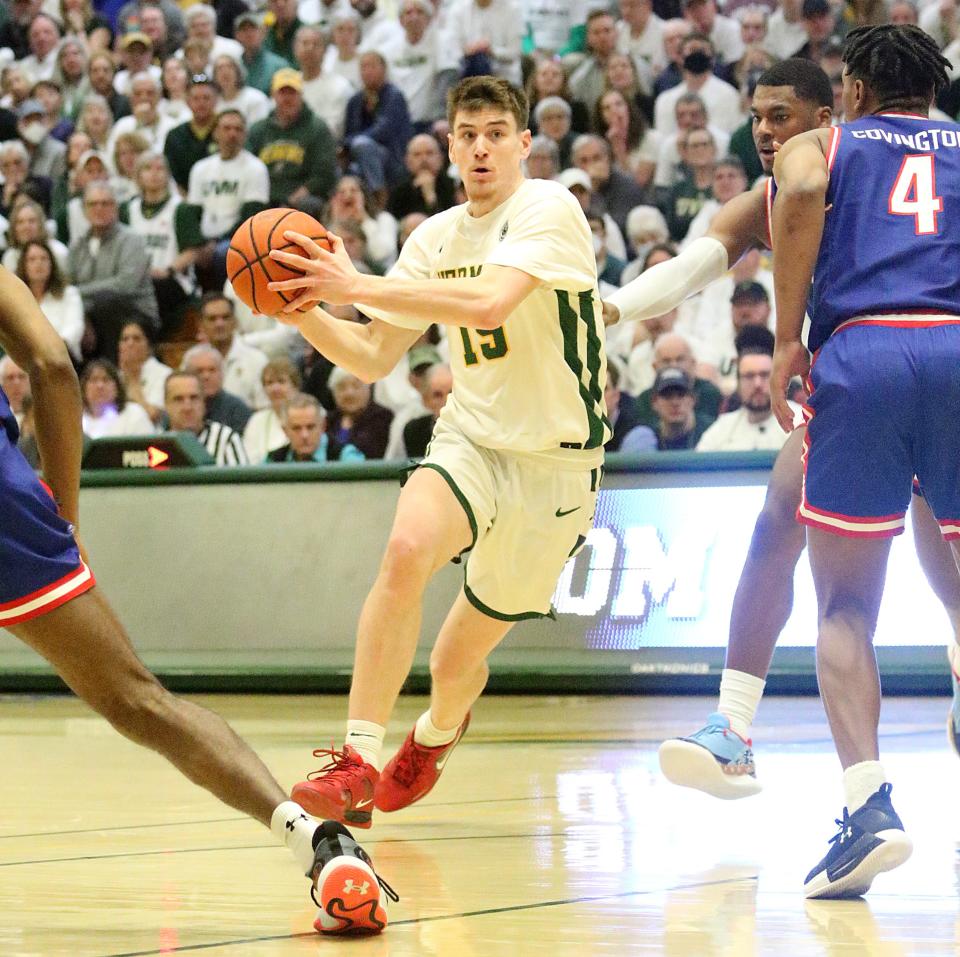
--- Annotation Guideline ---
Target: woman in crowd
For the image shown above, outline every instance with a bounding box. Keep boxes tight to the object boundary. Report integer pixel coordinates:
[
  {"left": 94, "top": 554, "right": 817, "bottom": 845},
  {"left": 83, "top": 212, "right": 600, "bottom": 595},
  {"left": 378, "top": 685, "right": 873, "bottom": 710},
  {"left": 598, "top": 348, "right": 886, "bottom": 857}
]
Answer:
[
  {"left": 60, "top": 0, "right": 112, "bottom": 52},
  {"left": 14, "top": 239, "right": 84, "bottom": 362},
  {"left": 55, "top": 38, "right": 88, "bottom": 120},
  {"left": 526, "top": 58, "right": 589, "bottom": 134},
  {"left": 80, "top": 359, "right": 155, "bottom": 439},
  {"left": 76, "top": 93, "right": 113, "bottom": 152},
  {"left": 160, "top": 56, "right": 193, "bottom": 126},
  {"left": 2, "top": 197, "right": 70, "bottom": 274},
  {"left": 326, "top": 176, "right": 398, "bottom": 270},
  {"left": 594, "top": 88, "right": 661, "bottom": 188},
  {"left": 213, "top": 55, "right": 269, "bottom": 126},
  {"left": 243, "top": 358, "right": 302, "bottom": 463},
  {"left": 328, "top": 367, "right": 394, "bottom": 459},
  {"left": 605, "top": 52, "right": 653, "bottom": 122},
  {"left": 117, "top": 320, "right": 173, "bottom": 426},
  {"left": 111, "top": 130, "right": 150, "bottom": 203},
  {"left": 532, "top": 97, "right": 576, "bottom": 167}
]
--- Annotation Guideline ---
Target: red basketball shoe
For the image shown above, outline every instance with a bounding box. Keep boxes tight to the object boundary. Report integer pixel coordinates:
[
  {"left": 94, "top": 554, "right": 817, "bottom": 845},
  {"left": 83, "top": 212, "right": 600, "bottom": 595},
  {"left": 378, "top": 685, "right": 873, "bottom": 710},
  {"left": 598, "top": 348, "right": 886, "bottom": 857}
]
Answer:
[
  {"left": 292, "top": 746, "right": 379, "bottom": 829},
  {"left": 310, "top": 820, "right": 399, "bottom": 936},
  {"left": 375, "top": 713, "right": 470, "bottom": 812}
]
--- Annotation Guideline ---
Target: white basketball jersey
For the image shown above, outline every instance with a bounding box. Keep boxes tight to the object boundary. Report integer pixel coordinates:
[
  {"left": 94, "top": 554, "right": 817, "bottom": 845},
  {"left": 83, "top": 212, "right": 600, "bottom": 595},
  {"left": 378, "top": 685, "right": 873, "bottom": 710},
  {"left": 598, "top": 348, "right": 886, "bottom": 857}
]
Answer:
[{"left": 364, "top": 178, "right": 609, "bottom": 465}]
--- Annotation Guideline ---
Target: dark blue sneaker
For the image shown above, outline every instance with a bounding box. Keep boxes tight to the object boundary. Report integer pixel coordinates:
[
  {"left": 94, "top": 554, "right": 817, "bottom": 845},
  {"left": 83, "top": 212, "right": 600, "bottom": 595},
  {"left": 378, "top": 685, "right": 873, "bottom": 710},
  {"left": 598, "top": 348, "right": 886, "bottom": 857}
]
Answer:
[
  {"left": 804, "top": 783, "right": 912, "bottom": 899},
  {"left": 948, "top": 645, "right": 960, "bottom": 758},
  {"left": 309, "top": 820, "right": 398, "bottom": 935},
  {"left": 658, "top": 712, "right": 762, "bottom": 799}
]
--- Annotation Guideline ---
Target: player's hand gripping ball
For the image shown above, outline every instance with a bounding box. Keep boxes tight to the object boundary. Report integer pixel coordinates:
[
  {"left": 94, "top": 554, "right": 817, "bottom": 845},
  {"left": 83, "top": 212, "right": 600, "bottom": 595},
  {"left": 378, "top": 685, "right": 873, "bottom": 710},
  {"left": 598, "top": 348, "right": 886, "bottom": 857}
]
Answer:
[{"left": 227, "top": 208, "right": 332, "bottom": 316}]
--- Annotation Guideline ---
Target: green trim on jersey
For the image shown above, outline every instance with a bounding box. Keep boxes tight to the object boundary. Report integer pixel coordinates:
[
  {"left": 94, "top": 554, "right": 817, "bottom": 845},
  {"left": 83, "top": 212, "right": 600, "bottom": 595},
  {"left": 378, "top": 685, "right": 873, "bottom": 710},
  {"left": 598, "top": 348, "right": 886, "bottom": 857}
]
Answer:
[
  {"left": 463, "top": 580, "right": 556, "bottom": 622},
  {"left": 556, "top": 290, "right": 611, "bottom": 449},
  {"left": 419, "top": 463, "right": 478, "bottom": 551}
]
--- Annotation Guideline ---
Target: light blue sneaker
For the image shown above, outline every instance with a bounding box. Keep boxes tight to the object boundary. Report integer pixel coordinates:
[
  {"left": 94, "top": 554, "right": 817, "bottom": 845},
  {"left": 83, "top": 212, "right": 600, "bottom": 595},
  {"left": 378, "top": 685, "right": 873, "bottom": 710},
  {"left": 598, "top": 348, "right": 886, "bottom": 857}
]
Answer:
[
  {"left": 658, "top": 712, "right": 762, "bottom": 799},
  {"left": 948, "top": 645, "right": 960, "bottom": 758}
]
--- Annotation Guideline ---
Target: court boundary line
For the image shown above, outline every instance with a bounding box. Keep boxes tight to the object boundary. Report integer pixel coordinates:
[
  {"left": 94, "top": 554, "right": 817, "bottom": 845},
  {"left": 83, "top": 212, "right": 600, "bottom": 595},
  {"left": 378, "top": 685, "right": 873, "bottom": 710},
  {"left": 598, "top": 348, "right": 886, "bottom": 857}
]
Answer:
[{"left": 102, "top": 875, "right": 757, "bottom": 957}]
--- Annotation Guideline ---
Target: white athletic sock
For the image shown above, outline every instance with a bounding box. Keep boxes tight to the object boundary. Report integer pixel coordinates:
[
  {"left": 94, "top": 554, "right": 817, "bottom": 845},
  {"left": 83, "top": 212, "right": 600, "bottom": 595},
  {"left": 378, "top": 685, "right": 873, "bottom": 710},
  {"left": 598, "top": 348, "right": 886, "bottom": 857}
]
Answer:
[
  {"left": 843, "top": 761, "right": 887, "bottom": 813},
  {"left": 717, "top": 669, "right": 766, "bottom": 739},
  {"left": 344, "top": 719, "right": 385, "bottom": 770},
  {"left": 271, "top": 801, "right": 319, "bottom": 873},
  {"left": 413, "top": 710, "right": 459, "bottom": 748}
]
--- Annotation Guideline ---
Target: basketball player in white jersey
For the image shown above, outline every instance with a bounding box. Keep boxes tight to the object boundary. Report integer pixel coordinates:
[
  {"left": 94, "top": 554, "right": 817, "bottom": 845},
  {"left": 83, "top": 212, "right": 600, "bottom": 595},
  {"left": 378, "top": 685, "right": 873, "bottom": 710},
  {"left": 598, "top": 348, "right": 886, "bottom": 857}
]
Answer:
[{"left": 265, "top": 75, "right": 609, "bottom": 828}]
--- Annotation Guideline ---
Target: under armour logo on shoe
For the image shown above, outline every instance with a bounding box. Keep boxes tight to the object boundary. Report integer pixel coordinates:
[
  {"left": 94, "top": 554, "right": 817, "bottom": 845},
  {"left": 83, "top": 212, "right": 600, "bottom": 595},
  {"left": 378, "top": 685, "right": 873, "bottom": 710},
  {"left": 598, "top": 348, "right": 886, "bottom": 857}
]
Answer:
[{"left": 344, "top": 879, "right": 370, "bottom": 895}]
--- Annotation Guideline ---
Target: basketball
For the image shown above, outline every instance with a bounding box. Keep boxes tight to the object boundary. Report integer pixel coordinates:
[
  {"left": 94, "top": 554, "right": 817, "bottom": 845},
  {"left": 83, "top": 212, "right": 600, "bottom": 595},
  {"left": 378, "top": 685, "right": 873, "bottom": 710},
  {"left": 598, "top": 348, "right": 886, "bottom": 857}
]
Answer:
[{"left": 227, "top": 208, "right": 331, "bottom": 316}]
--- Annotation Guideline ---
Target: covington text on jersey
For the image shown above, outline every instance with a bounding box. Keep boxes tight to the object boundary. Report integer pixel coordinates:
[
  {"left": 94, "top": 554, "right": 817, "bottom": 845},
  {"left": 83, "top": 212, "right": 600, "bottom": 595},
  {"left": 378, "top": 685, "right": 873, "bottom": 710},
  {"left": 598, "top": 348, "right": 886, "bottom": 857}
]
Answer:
[{"left": 850, "top": 127, "right": 960, "bottom": 150}]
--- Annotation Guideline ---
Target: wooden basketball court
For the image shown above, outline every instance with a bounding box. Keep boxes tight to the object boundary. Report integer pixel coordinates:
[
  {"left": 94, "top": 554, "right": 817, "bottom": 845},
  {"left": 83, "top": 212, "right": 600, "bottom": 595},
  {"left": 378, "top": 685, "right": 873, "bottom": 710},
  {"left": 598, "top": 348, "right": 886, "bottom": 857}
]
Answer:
[{"left": 0, "top": 692, "right": 955, "bottom": 955}]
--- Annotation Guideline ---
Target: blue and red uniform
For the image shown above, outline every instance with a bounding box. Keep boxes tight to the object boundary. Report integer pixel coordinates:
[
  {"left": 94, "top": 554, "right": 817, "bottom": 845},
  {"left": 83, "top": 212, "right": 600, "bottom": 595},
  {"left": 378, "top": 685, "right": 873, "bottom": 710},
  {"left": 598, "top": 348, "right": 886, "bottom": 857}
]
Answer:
[
  {"left": 795, "top": 114, "right": 960, "bottom": 540},
  {"left": 0, "top": 385, "right": 94, "bottom": 626}
]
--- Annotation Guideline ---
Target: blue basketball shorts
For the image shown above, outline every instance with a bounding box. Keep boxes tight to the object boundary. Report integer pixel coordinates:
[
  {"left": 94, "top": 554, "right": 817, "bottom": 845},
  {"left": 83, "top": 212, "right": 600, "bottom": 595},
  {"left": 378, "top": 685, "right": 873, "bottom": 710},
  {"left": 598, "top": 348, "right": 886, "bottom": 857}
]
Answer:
[
  {"left": 0, "top": 416, "right": 94, "bottom": 626},
  {"left": 798, "top": 317, "right": 960, "bottom": 540}
]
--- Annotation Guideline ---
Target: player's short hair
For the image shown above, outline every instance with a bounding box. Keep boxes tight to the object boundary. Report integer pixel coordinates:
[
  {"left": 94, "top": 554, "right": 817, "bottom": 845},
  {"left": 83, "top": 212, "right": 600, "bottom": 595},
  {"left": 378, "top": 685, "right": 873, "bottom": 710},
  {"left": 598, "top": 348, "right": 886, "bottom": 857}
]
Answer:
[
  {"left": 842, "top": 24, "right": 950, "bottom": 107},
  {"left": 756, "top": 58, "right": 832, "bottom": 107},
  {"left": 735, "top": 325, "right": 775, "bottom": 358},
  {"left": 447, "top": 76, "right": 529, "bottom": 132}
]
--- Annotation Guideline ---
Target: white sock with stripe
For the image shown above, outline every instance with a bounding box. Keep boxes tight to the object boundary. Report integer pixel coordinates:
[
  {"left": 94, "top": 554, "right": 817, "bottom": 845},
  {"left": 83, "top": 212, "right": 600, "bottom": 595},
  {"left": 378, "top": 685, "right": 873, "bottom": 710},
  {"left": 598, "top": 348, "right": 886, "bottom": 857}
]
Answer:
[
  {"left": 345, "top": 720, "right": 385, "bottom": 770},
  {"left": 413, "top": 710, "right": 459, "bottom": 748}
]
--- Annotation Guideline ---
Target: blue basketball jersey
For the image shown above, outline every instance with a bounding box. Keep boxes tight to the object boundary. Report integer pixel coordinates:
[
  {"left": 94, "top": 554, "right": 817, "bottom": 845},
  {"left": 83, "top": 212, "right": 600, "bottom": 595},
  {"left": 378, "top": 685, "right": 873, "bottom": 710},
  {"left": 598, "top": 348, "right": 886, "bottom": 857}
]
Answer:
[
  {"left": 0, "top": 384, "right": 16, "bottom": 444},
  {"left": 807, "top": 114, "right": 960, "bottom": 352}
]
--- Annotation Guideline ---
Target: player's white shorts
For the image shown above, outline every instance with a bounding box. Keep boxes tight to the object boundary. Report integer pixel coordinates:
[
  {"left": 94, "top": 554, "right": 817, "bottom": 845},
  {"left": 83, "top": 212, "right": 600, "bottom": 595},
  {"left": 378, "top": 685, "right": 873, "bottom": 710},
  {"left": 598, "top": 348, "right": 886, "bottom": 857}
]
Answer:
[{"left": 419, "top": 420, "right": 600, "bottom": 620}]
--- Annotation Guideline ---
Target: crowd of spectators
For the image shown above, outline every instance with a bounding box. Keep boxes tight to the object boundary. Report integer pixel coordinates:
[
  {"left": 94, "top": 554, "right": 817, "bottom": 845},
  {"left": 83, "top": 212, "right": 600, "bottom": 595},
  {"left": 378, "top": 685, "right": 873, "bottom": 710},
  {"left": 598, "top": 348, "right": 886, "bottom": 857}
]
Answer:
[{"left": 1, "top": 0, "right": 954, "bottom": 464}]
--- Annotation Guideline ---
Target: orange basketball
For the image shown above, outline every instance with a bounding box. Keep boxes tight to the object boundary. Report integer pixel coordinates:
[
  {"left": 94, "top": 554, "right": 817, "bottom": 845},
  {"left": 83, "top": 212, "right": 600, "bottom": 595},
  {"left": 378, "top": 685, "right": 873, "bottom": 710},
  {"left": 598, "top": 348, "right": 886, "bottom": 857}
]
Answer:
[{"left": 227, "top": 208, "right": 332, "bottom": 315}]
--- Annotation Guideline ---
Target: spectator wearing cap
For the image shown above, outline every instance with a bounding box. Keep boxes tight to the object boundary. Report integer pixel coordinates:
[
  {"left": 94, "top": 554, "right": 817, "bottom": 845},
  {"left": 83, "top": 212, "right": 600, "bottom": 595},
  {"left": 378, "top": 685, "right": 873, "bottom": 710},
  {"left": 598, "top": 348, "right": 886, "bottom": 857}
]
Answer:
[
  {"left": 162, "top": 73, "right": 219, "bottom": 193},
  {"left": 604, "top": 359, "right": 653, "bottom": 453},
  {"left": 114, "top": 32, "right": 162, "bottom": 98},
  {"left": 179, "top": 4, "right": 243, "bottom": 70},
  {"left": 247, "top": 68, "right": 338, "bottom": 210},
  {"left": 569, "top": 11, "right": 621, "bottom": 123},
  {"left": 69, "top": 179, "right": 159, "bottom": 361},
  {"left": 18, "top": 12, "right": 61, "bottom": 84},
  {"left": 796, "top": 0, "right": 846, "bottom": 61},
  {"left": 682, "top": 0, "right": 744, "bottom": 66},
  {"left": 387, "top": 133, "right": 455, "bottom": 220},
  {"left": 400, "top": 362, "right": 452, "bottom": 458},
  {"left": 631, "top": 331, "right": 723, "bottom": 430},
  {"left": 534, "top": 97, "right": 575, "bottom": 168},
  {"left": 383, "top": 342, "right": 442, "bottom": 457},
  {"left": 296, "top": 26, "right": 353, "bottom": 141},
  {"left": 263, "top": 0, "right": 305, "bottom": 68},
  {"left": 570, "top": 134, "right": 649, "bottom": 246},
  {"left": 446, "top": 0, "right": 522, "bottom": 86},
  {"left": 383, "top": 0, "right": 454, "bottom": 133},
  {"left": 343, "top": 51, "right": 413, "bottom": 199},
  {"left": 664, "top": 126, "right": 716, "bottom": 242},
  {"left": 524, "top": 135, "right": 560, "bottom": 181},
  {"left": 234, "top": 11, "right": 292, "bottom": 96},
  {"left": 556, "top": 166, "right": 629, "bottom": 261},
  {"left": 701, "top": 278, "right": 772, "bottom": 393},
  {"left": 107, "top": 72, "right": 175, "bottom": 157},
  {"left": 654, "top": 34, "right": 742, "bottom": 136},
  {"left": 266, "top": 393, "right": 365, "bottom": 463},
  {"left": 17, "top": 96, "right": 65, "bottom": 184},
  {"left": 328, "top": 366, "right": 394, "bottom": 459},
  {"left": 628, "top": 367, "right": 713, "bottom": 451},
  {"left": 697, "top": 346, "right": 797, "bottom": 451}
]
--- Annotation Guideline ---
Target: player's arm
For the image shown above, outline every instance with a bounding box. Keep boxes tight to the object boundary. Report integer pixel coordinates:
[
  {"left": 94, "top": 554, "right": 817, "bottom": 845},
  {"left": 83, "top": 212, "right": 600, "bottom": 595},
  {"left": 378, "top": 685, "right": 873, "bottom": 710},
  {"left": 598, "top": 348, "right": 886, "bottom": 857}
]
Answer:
[
  {"left": 604, "top": 187, "right": 767, "bottom": 327},
  {"left": 0, "top": 268, "right": 82, "bottom": 527},
  {"left": 268, "top": 233, "right": 541, "bottom": 331},
  {"left": 770, "top": 129, "right": 828, "bottom": 431},
  {"left": 279, "top": 306, "right": 422, "bottom": 382}
]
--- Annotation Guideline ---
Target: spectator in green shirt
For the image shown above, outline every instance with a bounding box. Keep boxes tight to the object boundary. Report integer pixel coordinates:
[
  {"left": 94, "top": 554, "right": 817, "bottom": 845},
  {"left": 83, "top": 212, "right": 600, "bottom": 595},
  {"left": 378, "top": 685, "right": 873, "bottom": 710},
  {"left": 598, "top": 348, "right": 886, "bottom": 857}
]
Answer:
[
  {"left": 234, "top": 11, "right": 290, "bottom": 95},
  {"left": 263, "top": 0, "right": 305, "bottom": 67}
]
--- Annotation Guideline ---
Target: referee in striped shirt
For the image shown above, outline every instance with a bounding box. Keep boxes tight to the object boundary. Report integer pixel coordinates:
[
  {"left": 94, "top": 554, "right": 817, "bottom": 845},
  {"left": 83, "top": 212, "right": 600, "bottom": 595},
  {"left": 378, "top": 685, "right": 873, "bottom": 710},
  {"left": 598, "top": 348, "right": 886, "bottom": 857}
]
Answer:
[{"left": 164, "top": 371, "right": 248, "bottom": 466}]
